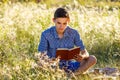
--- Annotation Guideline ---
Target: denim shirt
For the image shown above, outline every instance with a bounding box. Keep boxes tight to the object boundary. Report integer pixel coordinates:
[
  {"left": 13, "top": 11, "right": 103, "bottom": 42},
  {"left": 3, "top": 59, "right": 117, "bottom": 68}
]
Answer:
[{"left": 38, "top": 26, "right": 85, "bottom": 58}]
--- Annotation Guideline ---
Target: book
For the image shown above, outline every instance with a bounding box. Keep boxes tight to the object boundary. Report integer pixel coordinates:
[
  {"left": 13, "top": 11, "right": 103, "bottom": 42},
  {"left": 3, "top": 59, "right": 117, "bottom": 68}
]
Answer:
[{"left": 56, "top": 47, "right": 80, "bottom": 60}]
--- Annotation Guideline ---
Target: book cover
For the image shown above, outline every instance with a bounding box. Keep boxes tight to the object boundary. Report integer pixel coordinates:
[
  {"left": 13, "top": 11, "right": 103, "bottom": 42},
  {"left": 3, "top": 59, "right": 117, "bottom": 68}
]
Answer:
[{"left": 56, "top": 47, "right": 80, "bottom": 60}]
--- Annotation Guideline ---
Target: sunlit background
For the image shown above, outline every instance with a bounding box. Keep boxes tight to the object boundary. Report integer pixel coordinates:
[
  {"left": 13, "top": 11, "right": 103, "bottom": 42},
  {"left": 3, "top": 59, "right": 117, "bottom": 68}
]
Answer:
[{"left": 0, "top": 0, "right": 120, "bottom": 80}]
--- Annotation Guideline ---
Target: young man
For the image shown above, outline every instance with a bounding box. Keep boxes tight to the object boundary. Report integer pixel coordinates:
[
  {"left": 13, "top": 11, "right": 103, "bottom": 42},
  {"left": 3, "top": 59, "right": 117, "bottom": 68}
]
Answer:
[{"left": 38, "top": 8, "right": 97, "bottom": 75}]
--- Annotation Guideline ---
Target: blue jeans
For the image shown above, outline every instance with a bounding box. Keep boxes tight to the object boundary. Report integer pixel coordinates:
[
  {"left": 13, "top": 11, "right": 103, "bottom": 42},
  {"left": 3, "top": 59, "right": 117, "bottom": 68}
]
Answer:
[{"left": 59, "top": 60, "right": 80, "bottom": 72}]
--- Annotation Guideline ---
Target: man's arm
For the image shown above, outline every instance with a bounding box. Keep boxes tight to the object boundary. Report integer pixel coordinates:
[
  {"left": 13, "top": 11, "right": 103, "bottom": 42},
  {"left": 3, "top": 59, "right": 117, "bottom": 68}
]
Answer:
[
  {"left": 80, "top": 49, "right": 89, "bottom": 59},
  {"left": 38, "top": 32, "right": 48, "bottom": 53}
]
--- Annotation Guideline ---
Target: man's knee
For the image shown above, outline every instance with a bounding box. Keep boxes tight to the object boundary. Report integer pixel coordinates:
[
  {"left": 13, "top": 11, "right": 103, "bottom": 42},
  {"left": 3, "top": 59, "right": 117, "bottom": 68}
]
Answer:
[{"left": 89, "top": 55, "right": 97, "bottom": 65}]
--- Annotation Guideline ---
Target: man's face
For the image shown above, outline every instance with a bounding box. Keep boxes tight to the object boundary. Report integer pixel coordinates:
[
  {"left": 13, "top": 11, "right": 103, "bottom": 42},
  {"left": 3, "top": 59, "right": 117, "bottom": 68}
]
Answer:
[{"left": 53, "top": 18, "right": 70, "bottom": 34}]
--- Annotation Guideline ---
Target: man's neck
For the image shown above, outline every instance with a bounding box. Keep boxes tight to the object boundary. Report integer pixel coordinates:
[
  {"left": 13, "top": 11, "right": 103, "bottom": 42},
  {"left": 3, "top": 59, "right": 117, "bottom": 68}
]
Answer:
[{"left": 57, "top": 32, "right": 64, "bottom": 39}]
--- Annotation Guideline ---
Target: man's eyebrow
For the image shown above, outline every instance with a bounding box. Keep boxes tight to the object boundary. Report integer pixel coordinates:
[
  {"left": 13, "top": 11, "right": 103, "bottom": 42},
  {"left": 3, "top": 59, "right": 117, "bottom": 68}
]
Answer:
[
  {"left": 57, "top": 22, "right": 61, "bottom": 24},
  {"left": 63, "top": 22, "right": 67, "bottom": 24}
]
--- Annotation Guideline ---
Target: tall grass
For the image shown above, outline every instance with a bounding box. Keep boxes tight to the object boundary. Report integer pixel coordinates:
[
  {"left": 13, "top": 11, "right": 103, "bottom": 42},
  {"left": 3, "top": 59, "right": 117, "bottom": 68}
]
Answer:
[{"left": 0, "top": 2, "right": 120, "bottom": 80}]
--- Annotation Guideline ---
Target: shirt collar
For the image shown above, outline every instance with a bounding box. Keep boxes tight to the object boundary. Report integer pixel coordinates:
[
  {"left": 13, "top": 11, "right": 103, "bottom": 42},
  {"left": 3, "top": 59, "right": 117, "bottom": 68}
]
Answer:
[{"left": 53, "top": 26, "right": 70, "bottom": 39}]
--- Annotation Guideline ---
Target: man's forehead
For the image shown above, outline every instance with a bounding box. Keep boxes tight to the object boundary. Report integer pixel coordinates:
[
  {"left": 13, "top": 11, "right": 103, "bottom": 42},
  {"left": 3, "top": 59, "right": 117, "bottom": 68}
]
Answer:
[{"left": 55, "top": 18, "right": 69, "bottom": 22}]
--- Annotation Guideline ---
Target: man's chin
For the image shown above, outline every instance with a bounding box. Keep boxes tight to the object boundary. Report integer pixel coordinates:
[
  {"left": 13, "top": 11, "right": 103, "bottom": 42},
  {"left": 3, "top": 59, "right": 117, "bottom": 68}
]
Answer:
[{"left": 58, "top": 30, "right": 64, "bottom": 33}]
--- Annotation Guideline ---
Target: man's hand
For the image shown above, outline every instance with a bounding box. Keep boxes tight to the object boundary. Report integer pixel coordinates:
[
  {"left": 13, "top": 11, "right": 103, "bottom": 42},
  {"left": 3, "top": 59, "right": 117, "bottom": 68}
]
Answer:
[
  {"left": 74, "top": 54, "right": 84, "bottom": 62},
  {"left": 74, "top": 49, "right": 89, "bottom": 62}
]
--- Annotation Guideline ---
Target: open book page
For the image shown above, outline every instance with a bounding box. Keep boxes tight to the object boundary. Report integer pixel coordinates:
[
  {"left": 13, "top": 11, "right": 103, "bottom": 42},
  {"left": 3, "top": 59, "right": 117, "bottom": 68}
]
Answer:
[
  {"left": 56, "top": 47, "right": 80, "bottom": 60},
  {"left": 57, "top": 48, "right": 68, "bottom": 50},
  {"left": 57, "top": 47, "right": 79, "bottom": 51}
]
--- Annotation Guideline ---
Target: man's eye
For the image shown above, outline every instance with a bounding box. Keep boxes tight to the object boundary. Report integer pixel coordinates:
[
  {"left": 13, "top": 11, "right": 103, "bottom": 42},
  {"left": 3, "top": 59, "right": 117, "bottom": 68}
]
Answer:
[
  {"left": 63, "top": 23, "right": 67, "bottom": 25},
  {"left": 57, "top": 22, "right": 61, "bottom": 24}
]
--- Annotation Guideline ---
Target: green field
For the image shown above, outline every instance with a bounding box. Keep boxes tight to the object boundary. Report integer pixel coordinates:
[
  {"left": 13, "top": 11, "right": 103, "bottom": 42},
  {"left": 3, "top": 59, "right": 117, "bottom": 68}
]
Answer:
[{"left": 0, "top": 1, "right": 120, "bottom": 80}]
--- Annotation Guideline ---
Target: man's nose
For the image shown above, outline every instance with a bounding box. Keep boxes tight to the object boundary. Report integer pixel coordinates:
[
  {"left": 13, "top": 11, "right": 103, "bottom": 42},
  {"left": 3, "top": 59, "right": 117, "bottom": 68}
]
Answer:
[{"left": 60, "top": 24, "right": 63, "bottom": 28}]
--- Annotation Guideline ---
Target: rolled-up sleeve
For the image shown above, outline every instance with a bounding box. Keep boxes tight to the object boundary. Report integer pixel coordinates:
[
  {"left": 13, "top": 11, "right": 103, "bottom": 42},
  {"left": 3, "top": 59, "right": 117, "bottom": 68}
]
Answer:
[
  {"left": 74, "top": 31, "right": 85, "bottom": 50},
  {"left": 38, "top": 32, "right": 48, "bottom": 52}
]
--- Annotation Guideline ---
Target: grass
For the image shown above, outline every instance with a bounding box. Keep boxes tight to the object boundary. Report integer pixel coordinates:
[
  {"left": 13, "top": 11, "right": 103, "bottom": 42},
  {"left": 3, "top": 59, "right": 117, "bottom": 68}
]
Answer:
[{"left": 0, "top": 1, "right": 120, "bottom": 80}]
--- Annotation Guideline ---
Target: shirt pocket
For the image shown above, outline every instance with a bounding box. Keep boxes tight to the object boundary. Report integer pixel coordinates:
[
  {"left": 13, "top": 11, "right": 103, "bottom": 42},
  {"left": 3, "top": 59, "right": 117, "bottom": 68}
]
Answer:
[
  {"left": 49, "top": 42, "right": 56, "bottom": 48},
  {"left": 65, "top": 43, "right": 74, "bottom": 49},
  {"left": 64, "top": 38, "right": 74, "bottom": 48}
]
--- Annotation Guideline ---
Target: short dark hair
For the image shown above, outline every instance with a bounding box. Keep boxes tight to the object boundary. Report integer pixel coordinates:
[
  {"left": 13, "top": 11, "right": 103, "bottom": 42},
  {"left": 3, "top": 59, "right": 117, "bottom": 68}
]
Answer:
[{"left": 54, "top": 8, "right": 69, "bottom": 19}]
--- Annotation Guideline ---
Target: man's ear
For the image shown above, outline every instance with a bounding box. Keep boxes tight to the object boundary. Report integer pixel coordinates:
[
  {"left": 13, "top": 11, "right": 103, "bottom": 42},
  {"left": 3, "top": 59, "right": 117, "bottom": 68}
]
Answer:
[
  {"left": 68, "top": 18, "right": 70, "bottom": 23},
  {"left": 52, "top": 18, "right": 56, "bottom": 23}
]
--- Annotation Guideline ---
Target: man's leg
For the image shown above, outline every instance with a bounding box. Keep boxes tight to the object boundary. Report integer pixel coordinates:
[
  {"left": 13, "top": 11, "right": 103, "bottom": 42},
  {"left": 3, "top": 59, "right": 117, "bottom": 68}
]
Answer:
[{"left": 74, "top": 55, "right": 97, "bottom": 75}]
